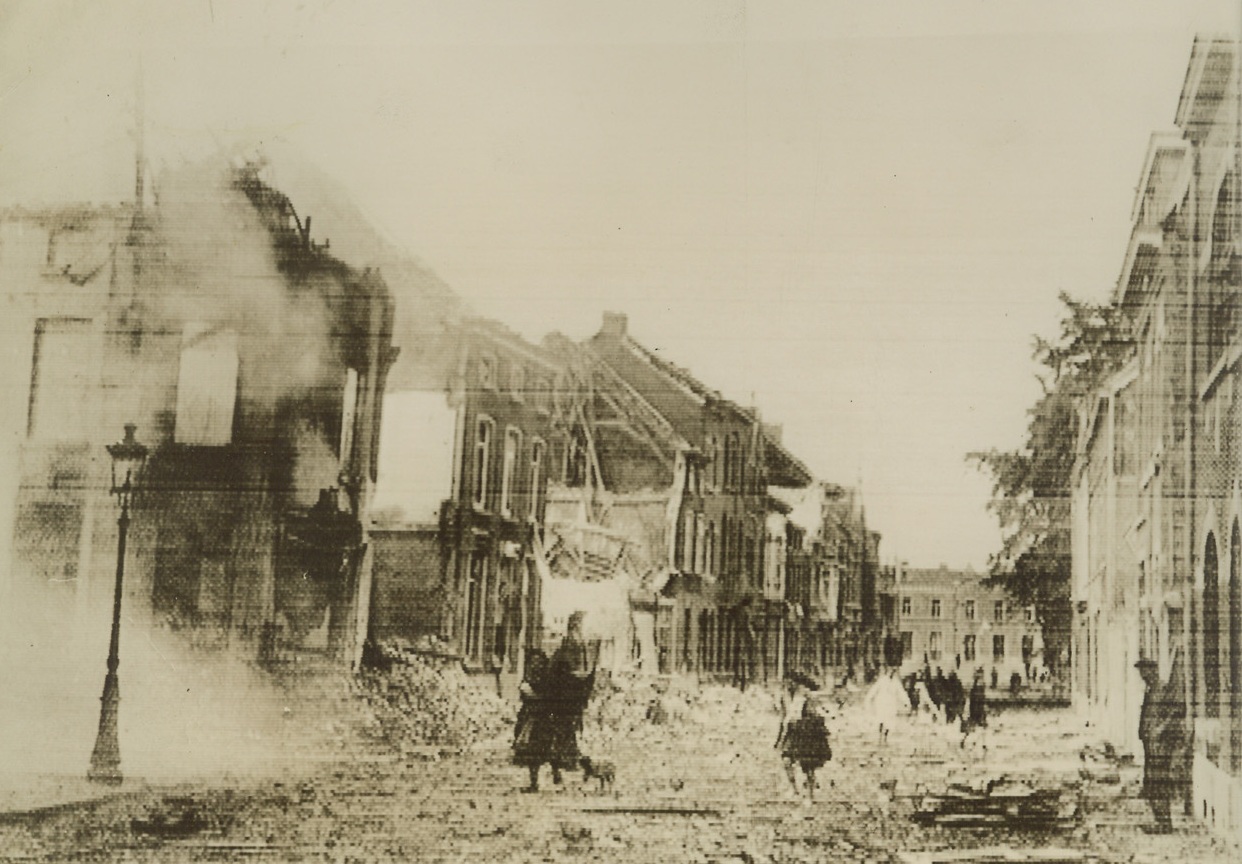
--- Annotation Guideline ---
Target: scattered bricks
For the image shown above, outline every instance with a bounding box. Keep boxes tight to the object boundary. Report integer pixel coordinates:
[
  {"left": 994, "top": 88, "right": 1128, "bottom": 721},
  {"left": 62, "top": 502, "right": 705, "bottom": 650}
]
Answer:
[{"left": 353, "top": 639, "right": 516, "bottom": 753}]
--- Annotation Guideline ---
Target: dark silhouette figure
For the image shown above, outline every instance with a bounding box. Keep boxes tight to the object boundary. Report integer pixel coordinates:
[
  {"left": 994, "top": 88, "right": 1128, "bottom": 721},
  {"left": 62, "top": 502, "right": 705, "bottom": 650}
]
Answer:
[{"left": 1137, "top": 656, "right": 1189, "bottom": 833}]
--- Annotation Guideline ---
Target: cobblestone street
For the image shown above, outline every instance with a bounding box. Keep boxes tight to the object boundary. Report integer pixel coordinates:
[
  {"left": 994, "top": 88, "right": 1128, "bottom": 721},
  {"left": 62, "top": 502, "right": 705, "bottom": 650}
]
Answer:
[{"left": 2, "top": 679, "right": 1240, "bottom": 863}]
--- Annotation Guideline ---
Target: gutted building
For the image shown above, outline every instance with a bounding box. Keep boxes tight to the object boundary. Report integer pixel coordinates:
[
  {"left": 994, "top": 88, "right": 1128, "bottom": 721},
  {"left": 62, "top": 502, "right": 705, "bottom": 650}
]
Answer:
[
  {"left": 0, "top": 158, "right": 397, "bottom": 667},
  {"left": 369, "top": 317, "right": 569, "bottom": 690},
  {"left": 547, "top": 312, "right": 814, "bottom": 685}
]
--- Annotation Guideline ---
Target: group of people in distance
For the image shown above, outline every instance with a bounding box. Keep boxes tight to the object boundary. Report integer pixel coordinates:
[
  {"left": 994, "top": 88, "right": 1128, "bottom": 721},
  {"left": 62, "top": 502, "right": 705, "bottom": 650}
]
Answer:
[{"left": 892, "top": 664, "right": 989, "bottom": 748}]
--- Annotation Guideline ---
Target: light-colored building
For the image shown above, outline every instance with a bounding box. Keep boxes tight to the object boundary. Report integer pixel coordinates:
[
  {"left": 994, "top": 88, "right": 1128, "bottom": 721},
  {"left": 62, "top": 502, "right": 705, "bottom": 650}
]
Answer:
[
  {"left": 1072, "top": 35, "right": 1242, "bottom": 841},
  {"left": 894, "top": 566, "right": 1042, "bottom": 684}
]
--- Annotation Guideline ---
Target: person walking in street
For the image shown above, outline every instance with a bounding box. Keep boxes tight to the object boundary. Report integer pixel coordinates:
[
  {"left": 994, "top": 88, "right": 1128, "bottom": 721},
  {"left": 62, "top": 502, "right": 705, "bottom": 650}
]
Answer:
[
  {"left": 863, "top": 666, "right": 910, "bottom": 746},
  {"left": 776, "top": 672, "right": 830, "bottom": 802},
  {"left": 930, "top": 668, "right": 947, "bottom": 714},
  {"left": 913, "top": 673, "right": 941, "bottom": 724},
  {"left": 1136, "top": 656, "right": 1188, "bottom": 833},
  {"left": 786, "top": 698, "right": 833, "bottom": 803},
  {"left": 513, "top": 612, "right": 596, "bottom": 791},
  {"left": 943, "top": 669, "right": 965, "bottom": 725},
  {"left": 512, "top": 649, "right": 557, "bottom": 791},
  {"left": 960, "top": 667, "right": 987, "bottom": 751}
]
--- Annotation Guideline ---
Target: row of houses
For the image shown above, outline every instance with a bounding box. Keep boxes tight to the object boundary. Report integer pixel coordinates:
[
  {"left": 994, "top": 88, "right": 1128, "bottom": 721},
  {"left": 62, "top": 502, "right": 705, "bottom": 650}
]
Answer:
[
  {"left": 0, "top": 154, "right": 905, "bottom": 695},
  {"left": 367, "top": 309, "right": 901, "bottom": 694},
  {"left": 0, "top": 147, "right": 1041, "bottom": 712},
  {"left": 1073, "top": 35, "right": 1242, "bottom": 842}
]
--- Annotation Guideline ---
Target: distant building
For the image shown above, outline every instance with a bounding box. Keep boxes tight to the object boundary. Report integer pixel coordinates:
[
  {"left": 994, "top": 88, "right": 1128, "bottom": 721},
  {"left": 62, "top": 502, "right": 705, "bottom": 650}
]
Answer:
[{"left": 894, "top": 566, "right": 1041, "bottom": 683}]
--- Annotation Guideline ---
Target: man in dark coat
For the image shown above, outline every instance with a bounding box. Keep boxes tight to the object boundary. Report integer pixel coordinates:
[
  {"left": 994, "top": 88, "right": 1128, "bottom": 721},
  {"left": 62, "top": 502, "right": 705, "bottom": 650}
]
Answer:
[{"left": 1137, "top": 657, "right": 1188, "bottom": 833}]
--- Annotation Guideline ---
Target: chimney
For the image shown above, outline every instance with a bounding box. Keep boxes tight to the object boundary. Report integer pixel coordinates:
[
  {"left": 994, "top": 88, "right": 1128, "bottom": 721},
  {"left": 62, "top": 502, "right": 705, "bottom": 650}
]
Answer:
[{"left": 601, "top": 312, "right": 628, "bottom": 339}]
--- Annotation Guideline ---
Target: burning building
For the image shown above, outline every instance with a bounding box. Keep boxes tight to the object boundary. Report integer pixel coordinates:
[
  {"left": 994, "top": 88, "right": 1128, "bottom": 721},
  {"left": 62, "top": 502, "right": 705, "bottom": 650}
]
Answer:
[{"left": 0, "top": 157, "right": 397, "bottom": 668}]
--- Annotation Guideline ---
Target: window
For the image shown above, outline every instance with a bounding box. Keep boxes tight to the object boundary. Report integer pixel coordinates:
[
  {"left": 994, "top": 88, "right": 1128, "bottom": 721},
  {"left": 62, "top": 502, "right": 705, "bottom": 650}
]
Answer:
[
  {"left": 993, "top": 600, "right": 1005, "bottom": 623},
  {"left": 723, "top": 434, "right": 735, "bottom": 489},
  {"left": 928, "top": 632, "right": 942, "bottom": 661},
  {"left": 963, "top": 634, "right": 976, "bottom": 661},
  {"left": 707, "top": 435, "right": 720, "bottom": 490},
  {"left": 465, "top": 553, "right": 488, "bottom": 660},
  {"left": 509, "top": 364, "right": 526, "bottom": 400},
  {"left": 473, "top": 417, "right": 494, "bottom": 508},
  {"left": 477, "top": 353, "right": 496, "bottom": 389},
  {"left": 931, "top": 598, "right": 942, "bottom": 619},
  {"left": 527, "top": 439, "right": 545, "bottom": 521},
  {"left": 175, "top": 324, "right": 239, "bottom": 445},
  {"left": 1204, "top": 534, "right": 1221, "bottom": 719},
  {"left": 695, "top": 513, "right": 707, "bottom": 574},
  {"left": 681, "top": 510, "right": 696, "bottom": 572},
  {"left": 534, "top": 377, "right": 552, "bottom": 414},
  {"left": 993, "top": 634, "right": 1005, "bottom": 660},
  {"left": 28, "top": 318, "right": 93, "bottom": 440},
  {"left": 964, "top": 599, "right": 976, "bottom": 621},
  {"left": 705, "top": 522, "right": 716, "bottom": 575},
  {"left": 1024, "top": 606, "right": 1035, "bottom": 623},
  {"left": 339, "top": 368, "right": 359, "bottom": 462},
  {"left": 901, "top": 596, "right": 911, "bottom": 615},
  {"left": 900, "top": 631, "right": 913, "bottom": 660},
  {"left": 500, "top": 427, "right": 521, "bottom": 517}
]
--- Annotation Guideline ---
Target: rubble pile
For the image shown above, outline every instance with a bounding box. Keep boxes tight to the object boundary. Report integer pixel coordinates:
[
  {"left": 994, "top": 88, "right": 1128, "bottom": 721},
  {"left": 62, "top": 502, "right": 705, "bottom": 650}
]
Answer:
[
  {"left": 355, "top": 638, "right": 516, "bottom": 755},
  {"left": 911, "top": 775, "right": 1082, "bottom": 830}
]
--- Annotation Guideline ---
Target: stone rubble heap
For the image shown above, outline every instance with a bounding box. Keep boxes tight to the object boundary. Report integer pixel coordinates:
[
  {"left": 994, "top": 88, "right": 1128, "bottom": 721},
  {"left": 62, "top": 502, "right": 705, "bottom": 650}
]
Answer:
[{"left": 354, "top": 638, "right": 516, "bottom": 756}]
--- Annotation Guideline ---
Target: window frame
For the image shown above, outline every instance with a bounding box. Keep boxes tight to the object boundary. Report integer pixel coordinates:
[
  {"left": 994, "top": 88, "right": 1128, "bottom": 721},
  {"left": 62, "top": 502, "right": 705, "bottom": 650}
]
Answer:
[
  {"left": 527, "top": 438, "right": 545, "bottom": 522},
  {"left": 473, "top": 415, "right": 495, "bottom": 510},
  {"left": 500, "top": 426, "right": 522, "bottom": 518}
]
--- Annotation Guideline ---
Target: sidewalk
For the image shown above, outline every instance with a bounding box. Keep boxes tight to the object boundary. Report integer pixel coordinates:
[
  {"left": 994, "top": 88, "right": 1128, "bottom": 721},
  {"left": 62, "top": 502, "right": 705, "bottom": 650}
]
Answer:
[{"left": 0, "top": 773, "right": 143, "bottom": 820}]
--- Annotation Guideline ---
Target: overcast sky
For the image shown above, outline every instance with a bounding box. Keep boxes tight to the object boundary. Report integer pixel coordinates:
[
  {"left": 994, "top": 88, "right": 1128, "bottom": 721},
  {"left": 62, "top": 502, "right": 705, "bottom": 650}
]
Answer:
[{"left": 2, "top": 0, "right": 1238, "bottom": 569}]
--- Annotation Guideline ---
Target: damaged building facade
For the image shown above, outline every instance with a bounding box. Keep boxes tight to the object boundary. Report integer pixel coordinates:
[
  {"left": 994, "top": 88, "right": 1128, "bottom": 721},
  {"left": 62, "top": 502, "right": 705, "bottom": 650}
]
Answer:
[
  {"left": 369, "top": 318, "right": 568, "bottom": 690},
  {"left": 1072, "top": 36, "right": 1242, "bottom": 841},
  {"left": 0, "top": 159, "right": 396, "bottom": 668},
  {"left": 536, "top": 313, "right": 816, "bottom": 684}
]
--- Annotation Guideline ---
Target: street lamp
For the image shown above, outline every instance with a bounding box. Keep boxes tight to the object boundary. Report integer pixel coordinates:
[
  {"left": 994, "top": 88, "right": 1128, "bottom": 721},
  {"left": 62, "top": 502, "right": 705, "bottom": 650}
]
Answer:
[{"left": 87, "top": 424, "right": 148, "bottom": 785}]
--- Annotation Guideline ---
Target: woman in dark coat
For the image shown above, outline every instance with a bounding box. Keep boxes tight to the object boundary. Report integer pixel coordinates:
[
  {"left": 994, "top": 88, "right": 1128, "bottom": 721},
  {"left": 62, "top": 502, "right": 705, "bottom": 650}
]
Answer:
[
  {"left": 512, "top": 649, "right": 556, "bottom": 790},
  {"left": 514, "top": 612, "right": 595, "bottom": 790}
]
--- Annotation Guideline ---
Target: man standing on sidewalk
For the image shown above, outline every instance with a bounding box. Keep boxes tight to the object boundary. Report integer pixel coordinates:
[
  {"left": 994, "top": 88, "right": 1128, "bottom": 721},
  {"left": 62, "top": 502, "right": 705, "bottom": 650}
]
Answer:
[{"left": 1136, "top": 657, "right": 1187, "bottom": 833}]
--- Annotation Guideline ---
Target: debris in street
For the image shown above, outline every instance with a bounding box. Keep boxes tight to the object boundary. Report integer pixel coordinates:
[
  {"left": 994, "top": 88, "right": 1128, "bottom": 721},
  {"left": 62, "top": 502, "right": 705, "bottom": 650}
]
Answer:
[
  {"left": 353, "top": 639, "right": 515, "bottom": 754},
  {"left": 911, "top": 775, "right": 1081, "bottom": 830},
  {"left": 129, "top": 796, "right": 209, "bottom": 838},
  {"left": 896, "top": 848, "right": 1091, "bottom": 863}
]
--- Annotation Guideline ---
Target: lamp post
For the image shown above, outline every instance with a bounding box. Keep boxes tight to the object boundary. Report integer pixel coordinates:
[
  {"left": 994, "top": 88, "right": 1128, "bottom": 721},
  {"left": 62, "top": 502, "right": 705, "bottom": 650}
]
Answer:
[{"left": 87, "top": 424, "right": 148, "bottom": 785}]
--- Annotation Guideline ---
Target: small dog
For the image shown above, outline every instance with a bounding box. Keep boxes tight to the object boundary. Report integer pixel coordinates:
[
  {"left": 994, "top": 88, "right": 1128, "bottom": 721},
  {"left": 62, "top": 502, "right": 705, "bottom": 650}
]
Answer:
[{"left": 579, "top": 756, "right": 615, "bottom": 793}]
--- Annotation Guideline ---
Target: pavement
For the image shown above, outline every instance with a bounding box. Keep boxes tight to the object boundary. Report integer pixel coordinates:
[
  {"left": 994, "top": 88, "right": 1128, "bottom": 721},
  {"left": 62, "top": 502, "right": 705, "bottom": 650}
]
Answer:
[{"left": 0, "top": 677, "right": 1239, "bottom": 863}]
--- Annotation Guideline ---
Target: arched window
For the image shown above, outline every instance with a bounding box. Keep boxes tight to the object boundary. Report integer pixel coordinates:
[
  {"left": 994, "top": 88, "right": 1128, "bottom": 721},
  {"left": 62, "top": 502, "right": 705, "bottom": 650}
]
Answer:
[
  {"left": 1231, "top": 520, "right": 1242, "bottom": 772},
  {"left": 1204, "top": 533, "right": 1221, "bottom": 719},
  {"left": 1211, "top": 174, "right": 1234, "bottom": 269}
]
